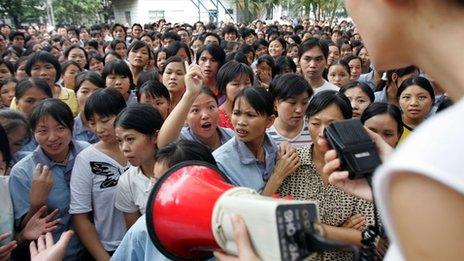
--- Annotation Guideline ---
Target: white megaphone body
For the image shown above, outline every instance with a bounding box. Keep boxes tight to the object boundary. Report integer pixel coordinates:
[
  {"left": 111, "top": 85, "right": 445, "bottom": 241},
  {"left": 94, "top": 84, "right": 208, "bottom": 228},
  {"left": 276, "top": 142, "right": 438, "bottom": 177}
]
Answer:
[{"left": 146, "top": 161, "right": 322, "bottom": 261}]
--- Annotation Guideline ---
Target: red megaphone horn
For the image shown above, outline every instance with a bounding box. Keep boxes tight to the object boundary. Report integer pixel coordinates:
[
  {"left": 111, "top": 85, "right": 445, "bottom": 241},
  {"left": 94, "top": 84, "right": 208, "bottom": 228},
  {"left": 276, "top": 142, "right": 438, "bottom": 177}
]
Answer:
[{"left": 146, "top": 161, "right": 321, "bottom": 261}]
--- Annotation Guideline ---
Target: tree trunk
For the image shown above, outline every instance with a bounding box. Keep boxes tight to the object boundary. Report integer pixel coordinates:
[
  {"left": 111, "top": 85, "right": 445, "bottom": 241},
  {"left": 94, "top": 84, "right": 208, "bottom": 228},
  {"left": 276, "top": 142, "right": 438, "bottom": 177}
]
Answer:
[{"left": 12, "top": 14, "right": 20, "bottom": 28}]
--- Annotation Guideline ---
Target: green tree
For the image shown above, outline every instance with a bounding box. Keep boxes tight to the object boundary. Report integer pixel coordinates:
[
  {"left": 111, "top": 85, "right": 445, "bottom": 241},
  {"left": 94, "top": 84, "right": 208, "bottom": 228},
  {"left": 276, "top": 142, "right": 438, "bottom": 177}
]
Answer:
[
  {"left": 52, "top": 0, "right": 103, "bottom": 24},
  {"left": 0, "top": 0, "right": 45, "bottom": 27}
]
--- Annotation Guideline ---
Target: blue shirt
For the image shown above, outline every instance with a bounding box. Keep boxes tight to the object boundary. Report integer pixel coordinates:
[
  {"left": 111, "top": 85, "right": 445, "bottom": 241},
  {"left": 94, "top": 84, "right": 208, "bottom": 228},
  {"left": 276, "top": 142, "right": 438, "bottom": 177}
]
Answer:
[
  {"left": 213, "top": 134, "right": 278, "bottom": 192},
  {"left": 111, "top": 214, "right": 171, "bottom": 261},
  {"left": 12, "top": 137, "right": 38, "bottom": 163},
  {"left": 73, "top": 114, "right": 99, "bottom": 144},
  {"left": 9, "top": 140, "right": 89, "bottom": 260},
  {"left": 180, "top": 127, "right": 234, "bottom": 151}
]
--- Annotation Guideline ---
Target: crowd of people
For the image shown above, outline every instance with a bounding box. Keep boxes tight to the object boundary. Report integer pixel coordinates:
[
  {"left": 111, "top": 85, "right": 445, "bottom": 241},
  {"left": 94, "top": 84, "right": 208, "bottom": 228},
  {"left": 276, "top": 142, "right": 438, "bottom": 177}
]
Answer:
[{"left": 0, "top": 0, "right": 463, "bottom": 259}]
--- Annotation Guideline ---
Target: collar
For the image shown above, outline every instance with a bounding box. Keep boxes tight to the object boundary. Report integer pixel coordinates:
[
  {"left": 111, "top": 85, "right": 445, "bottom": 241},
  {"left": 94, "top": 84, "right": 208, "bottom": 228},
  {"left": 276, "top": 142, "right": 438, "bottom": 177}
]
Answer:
[
  {"left": 234, "top": 135, "right": 277, "bottom": 165},
  {"left": 32, "top": 140, "right": 79, "bottom": 168}
]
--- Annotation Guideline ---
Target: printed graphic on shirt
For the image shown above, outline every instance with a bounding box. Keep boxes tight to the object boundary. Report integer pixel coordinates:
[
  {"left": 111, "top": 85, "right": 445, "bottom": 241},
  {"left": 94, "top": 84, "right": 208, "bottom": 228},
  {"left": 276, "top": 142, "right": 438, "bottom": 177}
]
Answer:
[{"left": 90, "top": 161, "right": 121, "bottom": 189}]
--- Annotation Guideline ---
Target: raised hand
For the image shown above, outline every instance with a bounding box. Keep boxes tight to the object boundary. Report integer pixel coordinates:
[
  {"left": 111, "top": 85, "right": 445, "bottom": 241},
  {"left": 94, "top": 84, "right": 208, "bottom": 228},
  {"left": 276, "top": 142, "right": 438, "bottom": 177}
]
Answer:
[
  {"left": 184, "top": 61, "right": 204, "bottom": 95},
  {"left": 0, "top": 233, "right": 17, "bottom": 261},
  {"left": 22, "top": 206, "right": 60, "bottom": 241},
  {"left": 30, "top": 164, "right": 54, "bottom": 210},
  {"left": 30, "top": 231, "right": 74, "bottom": 261}
]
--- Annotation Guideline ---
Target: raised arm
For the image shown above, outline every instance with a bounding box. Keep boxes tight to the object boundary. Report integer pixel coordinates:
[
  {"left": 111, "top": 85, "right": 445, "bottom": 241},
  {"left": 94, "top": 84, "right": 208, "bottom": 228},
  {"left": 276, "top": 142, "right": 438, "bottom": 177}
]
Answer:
[{"left": 157, "top": 62, "right": 204, "bottom": 148}]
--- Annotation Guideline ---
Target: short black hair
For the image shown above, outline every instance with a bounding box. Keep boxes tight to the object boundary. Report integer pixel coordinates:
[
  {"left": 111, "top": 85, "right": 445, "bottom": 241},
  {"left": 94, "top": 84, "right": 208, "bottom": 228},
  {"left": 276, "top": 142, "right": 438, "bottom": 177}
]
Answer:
[
  {"left": 30, "top": 98, "right": 74, "bottom": 133},
  {"left": 84, "top": 88, "right": 126, "bottom": 121},
  {"left": 75, "top": 71, "right": 104, "bottom": 92},
  {"left": 127, "top": 40, "right": 151, "bottom": 59},
  {"left": 110, "top": 39, "right": 127, "bottom": 50},
  {"left": 137, "top": 79, "right": 170, "bottom": 102},
  {"left": 222, "top": 24, "right": 239, "bottom": 37},
  {"left": 397, "top": 76, "right": 435, "bottom": 102},
  {"left": 196, "top": 44, "right": 226, "bottom": 68},
  {"left": 0, "top": 58, "right": 14, "bottom": 76},
  {"left": 161, "top": 31, "right": 181, "bottom": 42},
  {"left": 63, "top": 45, "right": 89, "bottom": 67},
  {"left": 299, "top": 38, "right": 329, "bottom": 61},
  {"left": 360, "top": 102, "right": 403, "bottom": 136},
  {"left": 15, "top": 78, "right": 53, "bottom": 100},
  {"left": 101, "top": 59, "right": 135, "bottom": 90},
  {"left": 201, "top": 32, "right": 221, "bottom": 45},
  {"left": 61, "top": 60, "right": 82, "bottom": 76},
  {"left": 252, "top": 38, "right": 269, "bottom": 51},
  {"left": 217, "top": 61, "right": 254, "bottom": 96},
  {"left": 115, "top": 103, "right": 164, "bottom": 137},
  {"left": 339, "top": 81, "right": 375, "bottom": 103},
  {"left": 165, "top": 41, "right": 192, "bottom": 64},
  {"left": 269, "top": 73, "right": 313, "bottom": 101},
  {"left": 256, "top": 55, "right": 277, "bottom": 78},
  {"left": 233, "top": 86, "right": 274, "bottom": 117},
  {"left": 275, "top": 56, "right": 297, "bottom": 75},
  {"left": 25, "top": 51, "right": 62, "bottom": 82},
  {"left": 306, "top": 90, "right": 352, "bottom": 119},
  {"left": 156, "top": 139, "right": 217, "bottom": 167}
]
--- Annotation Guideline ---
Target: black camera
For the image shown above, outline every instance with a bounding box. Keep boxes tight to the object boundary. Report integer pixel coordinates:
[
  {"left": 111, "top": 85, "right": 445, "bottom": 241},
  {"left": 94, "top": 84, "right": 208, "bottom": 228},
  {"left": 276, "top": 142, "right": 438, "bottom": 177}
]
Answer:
[{"left": 324, "top": 119, "right": 381, "bottom": 179}]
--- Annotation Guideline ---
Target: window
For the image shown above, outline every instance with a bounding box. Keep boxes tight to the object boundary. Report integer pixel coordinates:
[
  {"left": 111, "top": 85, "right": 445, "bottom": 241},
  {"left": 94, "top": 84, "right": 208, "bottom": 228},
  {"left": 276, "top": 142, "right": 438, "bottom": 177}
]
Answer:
[{"left": 148, "top": 10, "right": 165, "bottom": 21}]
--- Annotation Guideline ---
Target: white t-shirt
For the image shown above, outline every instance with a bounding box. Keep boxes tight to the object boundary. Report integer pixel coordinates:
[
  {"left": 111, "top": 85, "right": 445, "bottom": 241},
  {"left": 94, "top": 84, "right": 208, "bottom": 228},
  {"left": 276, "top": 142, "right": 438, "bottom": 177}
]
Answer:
[
  {"left": 70, "top": 145, "right": 128, "bottom": 251},
  {"left": 266, "top": 121, "right": 311, "bottom": 148},
  {"left": 313, "top": 80, "right": 340, "bottom": 94},
  {"left": 115, "top": 166, "right": 156, "bottom": 215},
  {"left": 374, "top": 98, "right": 464, "bottom": 260}
]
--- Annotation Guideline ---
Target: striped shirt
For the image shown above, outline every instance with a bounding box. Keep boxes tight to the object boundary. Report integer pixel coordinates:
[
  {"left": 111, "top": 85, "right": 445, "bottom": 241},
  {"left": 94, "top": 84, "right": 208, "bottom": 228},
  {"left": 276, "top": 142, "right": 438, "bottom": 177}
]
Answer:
[{"left": 266, "top": 121, "right": 312, "bottom": 147}]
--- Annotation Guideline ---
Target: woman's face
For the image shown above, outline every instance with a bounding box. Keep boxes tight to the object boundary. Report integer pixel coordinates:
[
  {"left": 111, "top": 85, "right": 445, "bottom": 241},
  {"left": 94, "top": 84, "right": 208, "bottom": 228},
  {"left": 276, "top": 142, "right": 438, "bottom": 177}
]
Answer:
[
  {"left": 225, "top": 74, "right": 252, "bottom": 102},
  {"left": 115, "top": 127, "right": 156, "bottom": 167},
  {"left": 328, "top": 64, "right": 350, "bottom": 88},
  {"left": 62, "top": 64, "right": 81, "bottom": 90},
  {"left": 105, "top": 73, "right": 131, "bottom": 96},
  {"left": 327, "top": 46, "right": 340, "bottom": 66},
  {"left": 1, "top": 81, "right": 15, "bottom": 107},
  {"left": 34, "top": 115, "right": 72, "bottom": 161},
  {"left": 141, "top": 36, "right": 153, "bottom": 50},
  {"left": 343, "top": 86, "right": 372, "bottom": 118},
  {"left": 231, "top": 97, "right": 273, "bottom": 143},
  {"left": 358, "top": 47, "right": 370, "bottom": 66},
  {"left": 255, "top": 44, "right": 268, "bottom": 58},
  {"left": 269, "top": 40, "right": 284, "bottom": 58},
  {"left": 198, "top": 51, "right": 220, "bottom": 79},
  {"left": 308, "top": 103, "right": 345, "bottom": 153},
  {"left": 186, "top": 93, "right": 219, "bottom": 142},
  {"left": 340, "top": 44, "right": 353, "bottom": 57},
  {"left": 364, "top": 113, "right": 400, "bottom": 148},
  {"left": 156, "top": 52, "right": 167, "bottom": 72},
  {"left": 0, "top": 64, "right": 12, "bottom": 81},
  {"left": 139, "top": 93, "right": 170, "bottom": 119},
  {"left": 162, "top": 62, "right": 186, "bottom": 95},
  {"left": 89, "top": 58, "right": 104, "bottom": 74},
  {"left": 287, "top": 46, "right": 299, "bottom": 59},
  {"left": 88, "top": 114, "right": 117, "bottom": 144},
  {"left": 15, "top": 61, "right": 27, "bottom": 81},
  {"left": 176, "top": 48, "right": 189, "bottom": 63},
  {"left": 128, "top": 46, "right": 150, "bottom": 68},
  {"left": 30, "top": 61, "right": 57, "bottom": 88},
  {"left": 349, "top": 59, "right": 362, "bottom": 81},
  {"left": 275, "top": 92, "right": 310, "bottom": 128},
  {"left": 115, "top": 43, "right": 127, "bottom": 59},
  {"left": 191, "top": 40, "right": 203, "bottom": 55},
  {"left": 7, "top": 126, "right": 27, "bottom": 154},
  {"left": 76, "top": 80, "right": 100, "bottom": 112},
  {"left": 399, "top": 85, "right": 433, "bottom": 123},
  {"left": 67, "top": 48, "right": 87, "bottom": 69},
  {"left": 16, "top": 87, "right": 49, "bottom": 116},
  {"left": 112, "top": 26, "right": 126, "bottom": 41}
]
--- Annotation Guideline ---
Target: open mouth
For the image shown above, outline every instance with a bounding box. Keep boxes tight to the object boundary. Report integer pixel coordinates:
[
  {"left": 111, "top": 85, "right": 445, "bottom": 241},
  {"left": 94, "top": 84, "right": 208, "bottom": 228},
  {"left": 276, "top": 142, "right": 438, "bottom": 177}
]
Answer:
[
  {"left": 200, "top": 122, "right": 212, "bottom": 130},
  {"left": 236, "top": 128, "right": 248, "bottom": 136}
]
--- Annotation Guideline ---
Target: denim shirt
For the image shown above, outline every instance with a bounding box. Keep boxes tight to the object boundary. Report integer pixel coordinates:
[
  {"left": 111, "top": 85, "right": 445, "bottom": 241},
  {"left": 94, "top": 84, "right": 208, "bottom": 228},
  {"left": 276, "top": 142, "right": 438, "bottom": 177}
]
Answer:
[
  {"left": 180, "top": 126, "right": 234, "bottom": 151},
  {"left": 111, "top": 214, "right": 171, "bottom": 261},
  {"left": 213, "top": 134, "right": 278, "bottom": 192},
  {"left": 9, "top": 140, "right": 89, "bottom": 260},
  {"left": 73, "top": 114, "right": 99, "bottom": 144}
]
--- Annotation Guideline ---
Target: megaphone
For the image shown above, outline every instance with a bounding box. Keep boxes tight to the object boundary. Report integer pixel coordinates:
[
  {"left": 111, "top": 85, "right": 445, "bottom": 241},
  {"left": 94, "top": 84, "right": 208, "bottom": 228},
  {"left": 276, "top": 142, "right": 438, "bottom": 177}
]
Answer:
[{"left": 146, "top": 161, "right": 330, "bottom": 260}]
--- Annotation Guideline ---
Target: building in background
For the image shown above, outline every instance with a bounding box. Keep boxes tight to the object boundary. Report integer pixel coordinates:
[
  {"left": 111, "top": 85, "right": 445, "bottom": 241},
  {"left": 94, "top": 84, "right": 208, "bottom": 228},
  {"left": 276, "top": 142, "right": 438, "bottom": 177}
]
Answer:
[{"left": 112, "top": 0, "right": 236, "bottom": 25}]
